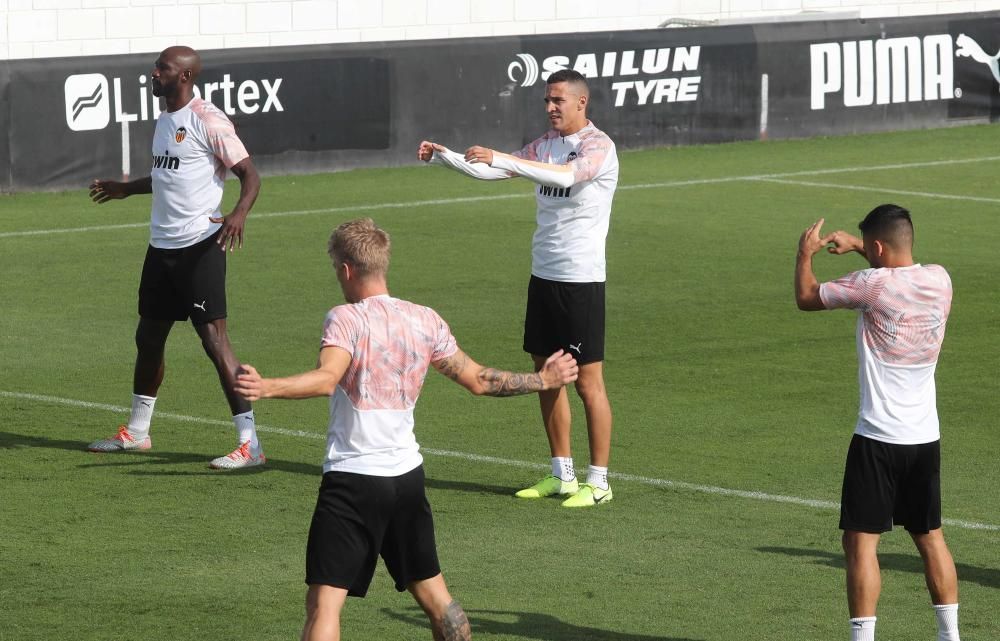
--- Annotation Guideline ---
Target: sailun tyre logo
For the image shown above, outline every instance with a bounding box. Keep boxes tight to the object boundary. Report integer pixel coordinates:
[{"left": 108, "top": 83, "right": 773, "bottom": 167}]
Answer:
[
  {"left": 508, "top": 53, "right": 540, "bottom": 87},
  {"left": 65, "top": 74, "right": 110, "bottom": 131}
]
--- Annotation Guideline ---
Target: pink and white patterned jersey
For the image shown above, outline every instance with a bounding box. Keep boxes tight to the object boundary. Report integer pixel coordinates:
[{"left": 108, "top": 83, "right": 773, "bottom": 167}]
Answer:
[
  {"left": 820, "top": 264, "right": 952, "bottom": 444},
  {"left": 512, "top": 122, "right": 619, "bottom": 283},
  {"left": 319, "top": 294, "right": 458, "bottom": 476},
  {"left": 149, "top": 97, "right": 249, "bottom": 249}
]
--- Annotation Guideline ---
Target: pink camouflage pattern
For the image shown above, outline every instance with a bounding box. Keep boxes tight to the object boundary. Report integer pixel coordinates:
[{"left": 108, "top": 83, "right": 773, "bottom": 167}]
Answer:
[
  {"left": 513, "top": 125, "right": 613, "bottom": 184},
  {"left": 820, "top": 265, "right": 952, "bottom": 366},
  {"left": 321, "top": 296, "right": 458, "bottom": 410},
  {"left": 190, "top": 98, "right": 249, "bottom": 179}
]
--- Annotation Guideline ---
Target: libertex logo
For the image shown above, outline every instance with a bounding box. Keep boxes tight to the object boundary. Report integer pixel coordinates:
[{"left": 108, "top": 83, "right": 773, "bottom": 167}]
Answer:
[
  {"left": 65, "top": 74, "right": 111, "bottom": 131},
  {"left": 810, "top": 33, "right": 1000, "bottom": 110},
  {"left": 506, "top": 46, "right": 702, "bottom": 107},
  {"left": 63, "top": 72, "right": 284, "bottom": 131}
]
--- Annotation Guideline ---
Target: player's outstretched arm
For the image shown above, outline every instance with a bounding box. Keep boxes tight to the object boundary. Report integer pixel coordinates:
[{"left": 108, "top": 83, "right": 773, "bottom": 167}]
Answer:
[
  {"left": 795, "top": 218, "right": 831, "bottom": 311},
  {"left": 89, "top": 177, "right": 152, "bottom": 204},
  {"left": 210, "top": 157, "right": 261, "bottom": 252},
  {"left": 235, "top": 346, "right": 351, "bottom": 401},
  {"left": 418, "top": 139, "right": 513, "bottom": 181},
  {"left": 418, "top": 140, "right": 447, "bottom": 162},
  {"left": 432, "top": 348, "right": 577, "bottom": 397},
  {"left": 486, "top": 152, "right": 576, "bottom": 189}
]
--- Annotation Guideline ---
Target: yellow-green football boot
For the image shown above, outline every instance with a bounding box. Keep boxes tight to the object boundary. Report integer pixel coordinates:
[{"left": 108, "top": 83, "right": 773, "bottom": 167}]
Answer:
[
  {"left": 561, "top": 483, "right": 613, "bottom": 507},
  {"left": 514, "top": 475, "right": 579, "bottom": 499}
]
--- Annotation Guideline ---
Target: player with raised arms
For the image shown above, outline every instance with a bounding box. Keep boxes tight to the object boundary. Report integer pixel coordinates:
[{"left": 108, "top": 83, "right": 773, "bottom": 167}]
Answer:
[
  {"left": 417, "top": 68, "right": 619, "bottom": 508},
  {"left": 796, "top": 205, "right": 961, "bottom": 641}
]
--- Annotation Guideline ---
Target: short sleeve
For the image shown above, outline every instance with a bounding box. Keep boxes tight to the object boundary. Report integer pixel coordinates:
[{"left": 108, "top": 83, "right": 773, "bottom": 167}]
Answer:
[
  {"left": 819, "top": 269, "right": 880, "bottom": 311},
  {"left": 569, "top": 132, "right": 613, "bottom": 183},
  {"left": 193, "top": 101, "right": 250, "bottom": 169},
  {"left": 429, "top": 310, "right": 458, "bottom": 361},
  {"left": 321, "top": 307, "right": 359, "bottom": 354}
]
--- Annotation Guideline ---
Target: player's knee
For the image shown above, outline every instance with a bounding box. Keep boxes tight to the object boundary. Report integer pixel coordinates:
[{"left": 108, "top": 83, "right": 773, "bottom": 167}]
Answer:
[
  {"left": 196, "top": 324, "right": 227, "bottom": 358},
  {"left": 573, "top": 375, "right": 606, "bottom": 401},
  {"left": 304, "top": 589, "right": 318, "bottom": 617},
  {"left": 842, "top": 531, "right": 865, "bottom": 556},
  {"left": 134, "top": 325, "right": 167, "bottom": 353},
  {"left": 304, "top": 586, "right": 340, "bottom": 621},
  {"left": 911, "top": 528, "right": 947, "bottom": 554}
]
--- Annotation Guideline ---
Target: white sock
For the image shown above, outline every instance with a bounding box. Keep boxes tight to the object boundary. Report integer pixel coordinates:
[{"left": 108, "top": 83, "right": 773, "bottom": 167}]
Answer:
[
  {"left": 849, "top": 617, "right": 876, "bottom": 641},
  {"left": 586, "top": 465, "right": 609, "bottom": 490},
  {"left": 933, "top": 604, "right": 960, "bottom": 641},
  {"left": 127, "top": 394, "right": 156, "bottom": 437},
  {"left": 551, "top": 457, "right": 575, "bottom": 482},
  {"left": 233, "top": 410, "right": 259, "bottom": 451}
]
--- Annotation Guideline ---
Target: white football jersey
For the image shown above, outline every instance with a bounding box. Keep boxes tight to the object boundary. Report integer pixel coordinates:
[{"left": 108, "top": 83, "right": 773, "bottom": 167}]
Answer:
[
  {"left": 430, "top": 121, "right": 619, "bottom": 283},
  {"left": 510, "top": 123, "right": 619, "bottom": 282},
  {"left": 319, "top": 295, "right": 458, "bottom": 476},
  {"left": 820, "top": 264, "right": 953, "bottom": 445},
  {"left": 149, "top": 97, "right": 249, "bottom": 249}
]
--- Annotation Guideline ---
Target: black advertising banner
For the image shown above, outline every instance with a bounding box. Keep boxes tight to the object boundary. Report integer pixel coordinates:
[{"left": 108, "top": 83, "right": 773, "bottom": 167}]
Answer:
[
  {"left": 755, "top": 13, "right": 1000, "bottom": 138},
  {"left": 6, "top": 51, "right": 390, "bottom": 191},
  {"left": 1, "top": 11, "right": 998, "bottom": 192},
  {"left": 486, "top": 25, "right": 760, "bottom": 149}
]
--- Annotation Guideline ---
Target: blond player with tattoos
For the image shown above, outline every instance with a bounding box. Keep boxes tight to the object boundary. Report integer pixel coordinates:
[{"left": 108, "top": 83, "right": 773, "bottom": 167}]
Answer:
[{"left": 235, "top": 218, "right": 577, "bottom": 641}]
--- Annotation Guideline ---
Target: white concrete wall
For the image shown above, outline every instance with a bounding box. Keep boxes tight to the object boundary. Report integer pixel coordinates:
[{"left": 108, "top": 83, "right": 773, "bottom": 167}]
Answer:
[{"left": 2, "top": 0, "right": 999, "bottom": 60}]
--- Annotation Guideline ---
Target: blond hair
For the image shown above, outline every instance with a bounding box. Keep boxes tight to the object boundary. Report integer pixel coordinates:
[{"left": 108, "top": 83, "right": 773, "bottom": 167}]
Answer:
[{"left": 327, "top": 218, "right": 391, "bottom": 277}]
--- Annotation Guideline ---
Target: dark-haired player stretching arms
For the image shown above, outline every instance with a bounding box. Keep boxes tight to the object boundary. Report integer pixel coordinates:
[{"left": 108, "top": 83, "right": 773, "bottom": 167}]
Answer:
[{"left": 418, "top": 68, "right": 618, "bottom": 507}]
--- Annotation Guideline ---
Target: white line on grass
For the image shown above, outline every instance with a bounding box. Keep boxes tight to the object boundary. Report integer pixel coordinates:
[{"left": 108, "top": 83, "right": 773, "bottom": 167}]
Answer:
[
  {"left": 3, "top": 155, "right": 999, "bottom": 240},
  {"left": 754, "top": 177, "right": 1000, "bottom": 204},
  {"left": 3, "top": 389, "right": 997, "bottom": 532},
  {"left": 0, "top": 194, "right": 530, "bottom": 240}
]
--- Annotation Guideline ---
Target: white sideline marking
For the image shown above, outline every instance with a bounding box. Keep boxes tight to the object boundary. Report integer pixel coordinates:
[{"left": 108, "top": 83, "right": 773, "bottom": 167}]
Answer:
[
  {"left": 3, "top": 389, "right": 997, "bottom": 532},
  {"left": 3, "top": 155, "right": 1000, "bottom": 240},
  {"left": 756, "top": 177, "right": 1000, "bottom": 204}
]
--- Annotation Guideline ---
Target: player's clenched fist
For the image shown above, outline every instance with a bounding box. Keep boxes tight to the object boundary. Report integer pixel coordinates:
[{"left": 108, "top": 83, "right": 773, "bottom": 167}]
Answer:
[{"left": 417, "top": 141, "right": 446, "bottom": 162}]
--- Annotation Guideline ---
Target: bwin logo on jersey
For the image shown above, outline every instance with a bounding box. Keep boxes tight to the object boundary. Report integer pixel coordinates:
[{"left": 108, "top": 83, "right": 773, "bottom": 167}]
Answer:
[
  {"left": 64, "top": 74, "right": 111, "bottom": 131},
  {"left": 152, "top": 150, "right": 180, "bottom": 170},
  {"left": 508, "top": 54, "right": 540, "bottom": 87}
]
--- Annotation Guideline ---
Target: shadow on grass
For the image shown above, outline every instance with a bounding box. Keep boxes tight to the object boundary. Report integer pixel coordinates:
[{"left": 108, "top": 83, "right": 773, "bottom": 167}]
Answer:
[
  {"left": 383, "top": 606, "right": 702, "bottom": 641},
  {"left": 0, "top": 431, "right": 516, "bottom": 495},
  {"left": 424, "top": 476, "right": 515, "bottom": 497},
  {"left": 758, "top": 546, "right": 1000, "bottom": 590},
  {"left": 0, "top": 430, "right": 316, "bottom": 476}
]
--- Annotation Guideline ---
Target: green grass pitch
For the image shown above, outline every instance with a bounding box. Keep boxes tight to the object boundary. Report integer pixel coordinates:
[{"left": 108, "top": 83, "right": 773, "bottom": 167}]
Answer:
[{"left": 1, "top": 125, "right": 998, "bottom": 641}]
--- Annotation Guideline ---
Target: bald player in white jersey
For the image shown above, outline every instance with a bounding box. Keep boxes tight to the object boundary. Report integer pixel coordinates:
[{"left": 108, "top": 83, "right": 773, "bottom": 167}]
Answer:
[
  {"left": 87, "top": 46, "right": 265, "bottom": 469},
  {"left": 418, "top": 68, "right": 619, "bottom": 508}
]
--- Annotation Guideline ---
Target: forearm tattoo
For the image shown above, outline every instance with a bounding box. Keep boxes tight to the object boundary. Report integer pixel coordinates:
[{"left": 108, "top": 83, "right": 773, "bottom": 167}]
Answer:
[
  {"left": 478, "top": 368, "right": 544, "bottom": 397},
  {"left": 439, "top": 600, "right": 471, "bottom": 641},
  {"left": 436, "top": 352, "right": 469, "bottom": 381}
]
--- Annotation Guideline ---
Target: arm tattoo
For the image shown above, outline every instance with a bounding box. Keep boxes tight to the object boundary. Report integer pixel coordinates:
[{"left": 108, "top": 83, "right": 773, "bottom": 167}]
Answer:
[
  {"left": 435, "top": 352, "right": 469, "bottom": 382},
  {"left": 439, "top": 600, "right": 471, "bottom": 641},
  {"left": 478, "top": 368, "right": 544, "bottom": 397}
]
